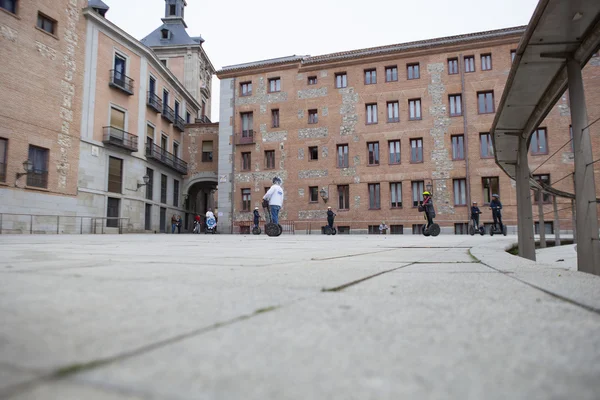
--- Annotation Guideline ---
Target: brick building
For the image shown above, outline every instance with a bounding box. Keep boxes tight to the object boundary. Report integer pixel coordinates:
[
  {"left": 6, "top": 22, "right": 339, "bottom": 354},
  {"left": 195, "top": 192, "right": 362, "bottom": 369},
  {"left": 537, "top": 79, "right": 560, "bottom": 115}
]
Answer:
[
  {"left": 217, "top": 27, "right": 600, "bottom": 235},
  {"left": 0, "top": 0, "right": 218, "bottom": 233}
]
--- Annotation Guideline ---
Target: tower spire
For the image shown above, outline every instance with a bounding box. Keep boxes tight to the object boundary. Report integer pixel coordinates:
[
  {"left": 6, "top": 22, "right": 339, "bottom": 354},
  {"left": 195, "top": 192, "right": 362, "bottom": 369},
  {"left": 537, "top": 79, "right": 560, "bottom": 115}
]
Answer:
[{"left": 163, "top": 0, "right": 187, "bottom": 28}]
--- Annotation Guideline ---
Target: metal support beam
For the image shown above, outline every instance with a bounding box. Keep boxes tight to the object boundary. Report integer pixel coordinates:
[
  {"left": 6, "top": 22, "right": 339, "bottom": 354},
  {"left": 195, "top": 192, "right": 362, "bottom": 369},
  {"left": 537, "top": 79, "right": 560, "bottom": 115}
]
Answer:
[
  {"left": 553, "top": 196, "right": 561, "bottom": 246},
  {"left": 566, "top": 58, "right": 600, "bottom": 275},
  {"left": 538, "top": 190, "right": 546, "bottom": 248},
  {"left": 516, "top": 137, "right": 536, "bottom": 261}
]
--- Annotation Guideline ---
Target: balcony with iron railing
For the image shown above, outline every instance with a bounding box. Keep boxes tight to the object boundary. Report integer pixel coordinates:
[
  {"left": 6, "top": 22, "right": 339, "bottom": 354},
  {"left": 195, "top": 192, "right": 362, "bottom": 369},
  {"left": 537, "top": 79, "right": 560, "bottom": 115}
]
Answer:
[
  {"left": 147, "top": 92, "right": 162, "bottom": 113},
  {"left": 145, "top": 142, "right": 187, "bottom": 175},
  {"left": 102, "top": 126, "right": 139, "bottom": 152},
  {"left": 26, "top": 170, "right": 48, "bottom": 189},
  {"left": 196, "top": 115, "right": 212, "bottom": 124},
  {"left": 235, "top": 130, "right": 255, "bottom": 145},
  {"left": 174, "top": 115, "right": 186, "bottom": 132},
  {"left": 109, "top": 70, "right": 134, "bottom": 95},
  {"left": 162, "top": 104, "right": 175, "bottom": 123}
]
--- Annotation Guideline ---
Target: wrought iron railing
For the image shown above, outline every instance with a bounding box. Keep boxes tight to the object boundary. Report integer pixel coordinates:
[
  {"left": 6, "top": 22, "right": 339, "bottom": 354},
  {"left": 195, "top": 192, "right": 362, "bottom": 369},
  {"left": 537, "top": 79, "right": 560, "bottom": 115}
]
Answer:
[
  {"left": 162, "top": 104, "right": 175, "bottom": 123},
  {"left": 174, "top": 115, "right": 186, "bottom": 131},
  {"left": 0, "top": 213, "right": 129, "bottom": 234},
  {"left": 109, "top": 70, "right": 134, "bottom": 95},
  {"left": 102, "top": 126, "right": 138, "bottom": 151},
  {"left": 236, "top": 130, "right": 255, "bottom": 145},
  {"left": 26, "top": 170, "right": 48, "bottom": 188},
  {"left": 197, "top": 115, "right": 212, "bottom": 124},
  {"left": 145, "top": 142, "right": 187, "bottom": 175},
  {"left": 147, "top": 92, "right": 162, "bottom": 113}
]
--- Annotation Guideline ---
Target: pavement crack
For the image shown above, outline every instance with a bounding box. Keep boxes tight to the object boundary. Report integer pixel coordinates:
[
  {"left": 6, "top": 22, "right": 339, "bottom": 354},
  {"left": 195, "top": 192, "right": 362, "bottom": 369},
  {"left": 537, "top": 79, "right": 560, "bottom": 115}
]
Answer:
[
  {"left": 322, "top": 263, "right": 415, "bottom": 292},
  {"left": 311, "top": 248, "right": 397, "bottom": 261}
]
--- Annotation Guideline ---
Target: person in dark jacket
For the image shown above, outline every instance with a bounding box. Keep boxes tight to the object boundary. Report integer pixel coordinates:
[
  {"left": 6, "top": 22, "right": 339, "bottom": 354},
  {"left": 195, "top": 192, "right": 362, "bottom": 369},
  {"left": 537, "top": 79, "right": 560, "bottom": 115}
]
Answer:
[
  {"left": 489, "top": 194, "right": 503, "bottom": 231},
  {"left": 253, "top": 207, "right": 260, "bottom": 229},
  {"left": 421, "top": 191, "right": 436, "bottom": 228},
  {"left": 326, "top": 207, "right": 336, "bottom": 229},
  {"left": 471, "top": 201, "right": 482, "bottom": 229}
]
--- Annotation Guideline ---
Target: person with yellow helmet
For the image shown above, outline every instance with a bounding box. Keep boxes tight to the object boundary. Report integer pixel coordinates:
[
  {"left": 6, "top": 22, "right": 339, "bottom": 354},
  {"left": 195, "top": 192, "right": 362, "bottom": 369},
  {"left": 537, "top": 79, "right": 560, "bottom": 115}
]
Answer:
[{"left": 419, "top": 190, "right": 437, "bottom": 234}]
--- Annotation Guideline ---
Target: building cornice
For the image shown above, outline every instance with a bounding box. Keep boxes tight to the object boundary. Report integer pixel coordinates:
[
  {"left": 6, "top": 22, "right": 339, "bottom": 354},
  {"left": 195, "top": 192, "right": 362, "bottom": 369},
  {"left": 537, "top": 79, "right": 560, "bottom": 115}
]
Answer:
[{"left": 83, "top": 8, "right": 202, "bottom": 111}]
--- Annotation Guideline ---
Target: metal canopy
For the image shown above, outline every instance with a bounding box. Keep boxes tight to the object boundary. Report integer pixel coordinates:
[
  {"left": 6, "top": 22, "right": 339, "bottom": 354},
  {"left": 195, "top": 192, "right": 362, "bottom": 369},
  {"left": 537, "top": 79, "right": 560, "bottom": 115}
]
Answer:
[{"left": 491, "top": 0, "right": 600, "bottom": 197}]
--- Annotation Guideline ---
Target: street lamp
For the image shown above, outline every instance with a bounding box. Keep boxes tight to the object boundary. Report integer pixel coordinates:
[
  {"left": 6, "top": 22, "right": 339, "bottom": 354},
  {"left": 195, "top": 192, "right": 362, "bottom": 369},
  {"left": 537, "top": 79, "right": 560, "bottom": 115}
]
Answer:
[
  {"left": 137, "top": 174, "right": 150, "bottom": 190},
  {"left": 319, "top": 187, "right": 328, "bottom": 202},
  {"left": 426, "top": 182, "right": 433, "bottom": 193},
  {"left": 16, "top": 160, "right": 33, "bottom": 179}
]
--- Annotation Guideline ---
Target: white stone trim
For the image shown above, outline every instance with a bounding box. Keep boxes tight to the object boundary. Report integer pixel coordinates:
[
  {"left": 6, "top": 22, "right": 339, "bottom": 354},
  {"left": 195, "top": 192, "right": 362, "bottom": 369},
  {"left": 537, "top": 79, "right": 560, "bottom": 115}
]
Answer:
[
  {"left": 81, "top": 20, "right": 99, "bottom": 141},
  {"left": 137, "top": 58, "right": 148, "bottom": 154},
  {"left": 112, "top": 47, "right": 131, "bottom": 77}
]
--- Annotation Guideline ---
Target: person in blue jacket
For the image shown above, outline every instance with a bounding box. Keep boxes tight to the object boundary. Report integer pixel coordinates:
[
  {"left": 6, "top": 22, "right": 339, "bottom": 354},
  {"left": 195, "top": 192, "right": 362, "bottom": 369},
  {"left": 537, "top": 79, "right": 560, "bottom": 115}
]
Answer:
[
  {"left": 253, "top": 207, "right": 260, "bottom": 230},
  {"left": 489, "top": 194, "right": 503, "bottom": 231},
  {"left": 471, "top": 201, "right": 482, "bottom": 229}
]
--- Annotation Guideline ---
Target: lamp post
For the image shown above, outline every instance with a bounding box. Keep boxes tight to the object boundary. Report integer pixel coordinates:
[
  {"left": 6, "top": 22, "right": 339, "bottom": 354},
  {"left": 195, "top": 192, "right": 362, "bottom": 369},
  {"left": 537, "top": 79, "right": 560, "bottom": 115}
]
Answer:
[
  {"left": 426, "top": 182, "right": 433, "bottom": 193},
  {"left": 16, "top": 160, "right": 33, "bottom": 180},
  {"left": 137, "top": 174, "right": 150, "bottom": 190}
]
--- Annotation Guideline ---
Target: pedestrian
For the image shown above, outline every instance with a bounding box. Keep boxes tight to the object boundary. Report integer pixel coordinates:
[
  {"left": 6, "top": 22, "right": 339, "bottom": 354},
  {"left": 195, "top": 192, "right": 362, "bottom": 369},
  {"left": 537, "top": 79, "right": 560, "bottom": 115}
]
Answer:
[
  {"left": 171, "top": 214, "right": 177, "bottom": 234},
  {"left": 193, "top": 214, "right": 201, "bottom": 233},
  {"left": 419, "top": 191, "right": 436, "bottom": 229},
  {"left": 471, "top": 201, "right": 482, "bottom": 230},
  {"left": 253, "top": 207, "right": 260, "bottom": 230},
  {"left": 263, "top": 177, "right": 284, "bottom": 225},
  {"left": 326, "top": 206, "right": 336, "bottom": 229},
  {"left": 489, "top": 194, "right": 504, "bottom": 231},
  {"left": 379, "top": 221, "right": 388, "bottom": 234},
  {"left": 176, "top": 215, "right": 182, "bottom": 234}
]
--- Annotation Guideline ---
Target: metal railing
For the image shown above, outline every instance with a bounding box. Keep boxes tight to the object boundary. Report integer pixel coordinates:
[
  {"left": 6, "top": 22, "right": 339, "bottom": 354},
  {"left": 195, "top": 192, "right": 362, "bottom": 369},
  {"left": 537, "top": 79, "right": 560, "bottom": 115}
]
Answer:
[
  {"left": 0, "top": 162, "right": 6, "bottom": 182},
  {"left": 147, "top": 92, "right": 162, "bottom": 113},
  {"left": 145, "top": 142, "right": 188, "bottom": 175},
  {"left": 236, "top": 130, "right": 255, "bottom": 145},
  {"left": 196, "top": 115, "right": 212, "bottom": 124},
  {"left": 102, "top": 126, "right": 138, "bottom": 151},
  {"left": 26, "top": 170, "right": 48, "bottom": 188},
  {"left": 174, "top": 115, "right": 186, "bottom": 132},
  {"left": 109, "top": 70, "right": 134, "bottom": 95},
  {"left": 0, "top": 213, "right": 130, "bottom": 235},
  {"left": 162, "top": 104, "right": 175, "bottom": 123}
]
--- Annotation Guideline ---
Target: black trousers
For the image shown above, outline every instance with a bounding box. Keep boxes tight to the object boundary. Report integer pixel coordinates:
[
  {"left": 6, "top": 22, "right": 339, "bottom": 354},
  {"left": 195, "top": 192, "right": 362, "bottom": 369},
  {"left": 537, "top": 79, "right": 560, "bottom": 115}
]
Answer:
[
  {"left": 472, "top": 214, "right": 480, "bottom": 227},
  {"left": 425, "top": 212, "right": 434, "bottom": 228},
  {"left": 327, "top": 218, "right": 334, "bottom": 228},
  {"left": 493, "top": 212, "right": 503, "bottom": 229}
]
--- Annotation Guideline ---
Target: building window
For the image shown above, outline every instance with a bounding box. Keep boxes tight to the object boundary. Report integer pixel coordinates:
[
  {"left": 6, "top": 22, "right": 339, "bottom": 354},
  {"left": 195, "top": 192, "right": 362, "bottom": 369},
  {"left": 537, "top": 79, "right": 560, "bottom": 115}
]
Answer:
[
  {"left": 106, "top": 198, "right": 120, "bottom": 228},
  {"left": 533, "top": 174, "right": 551, "bottom": 203},
  {"left": 409, "top": 98, "right": 421, "bottom": 120},
  {"left": 174, "top": 100, "right": 180, "bottom": 118},
  {"left": 453, "top": 179, "right": 467, "bottom": 206},
  {"left": 309, "top": 146, "right": 318, "bottom": 161},
  {"left": 367, "top": 141, "right": 379, "bottom": 165},
  {"left": 240, "top": 81, "right": 252, "bottom": 96},
  {"left": 480, "top": 133, "right": 494, "bottom": 158},
  {"left": 338, "top": 185, "right": 350, "bottom": 210},
  {"left": 309, "top": 186, "right": 319, "bottom": 203},
  {"left": 449, "top": 94, "right": 462, "bottom": 116},
  {"left": 368, "top": 183, "right": 381, "bottom": 209},
  {"left": 337, "top": 144, "right": 349, "bottom": 168},
  {"left": 186, "top": 112, "right": 191, "bottom": 124},
  {"left": 172, "top": 142, "right": 179, "bottom": 158},
  {"left": 160, "top": 174, "right": 167, "bottom": 204},
  {"left": 451, "top": 135, "right": 465, "bottom": 160},
  {"left": 448, "top": 58, "right": 459, "bottom": 75},
  {"left": 160, "top": 59, "right": 167, "bottom": 67},
  {"left": 202, "top": 141, "right": 213, "bottom": 162},
  {"left": 1, "top": 0, "right": 17, "bottom": 14},
  {"left": 308, "top": 76, "right": 317, "bottom": 85},
  {"left": 464, "top": 56, "right": 475, "bottom": 72},
  {"left": 241, "top": 152, "right": 251, "bottom": 171},
  {"left": 241, "top": 112, "right": 253, "bottom": 137},
  {"left": 27, "top": 145, "right": 49, "bottom": 188},
  {"left": 145, "top": 168, "right": 153, "bottom": 200},
  {"left": 390, "top": 182, "right": 402, "bottom": 208},
  {"left": 161, "top": 29, "right": 170, "bottom": 40},
  {"left": 147, "top": 124, "right": 154, "bottom": 147},
  {"left": 337, "top": 226, "right": 350, "bottom": 234},
  {"left": 390, "top": 225, "right": 404, "bottom": 234},
  {"left": 242, "top": 188, "right": 251, "bottom": 211},
  {"left": 173, "top": 179, "right": 179, "bottom": 207},
  {"left": 407, "top": 63, "right": 420, "bottom": 80},
  {"left": 530, "top": 128, "right": 548, "bottom": 155},
  {"left": 368, "top": 225, "right": 380, "bottom": 234},
  {"left": 107, "top": 156, "right": 123, "bottom": 193},
  {"left": 169, "top": 4, "right": 176, "bottom": 15},
  {"left": 412, "top": 181, "right": 424, "bottom": 207},
  {"left": 455, "top": 223, "right": 469, "bottom": 235},
  {"left": 364, "top": 69, "right": 377, "bottom": 85},
  {"left": 308, "top": 109, "right": 318, "bottom": 124},
  {"left": 482, "top": 177, "right": 499, "bottom": 205},
  {"left": 268, "top": 77, "right": 281, "bottom": 93},
  {"left": 478, "top": 91, "right": 495, "bottom": 114},
  {"left": 389, "top": 140, "right": 401, "bottom": 164},
  {"left": 387, "top": 101, "right": 399, "bottom": 122},
  {"left": 148, "top": 76, "right": 156, "bottom": 97},
  {"left": 535, "top": 221, "right": 554, "bottom": 235},
  {"left": 511, "top": 50, "right": 517, "bottom": 62},
  {"left": 410, "top": 138, "right": 423, "bottom": 163},
  {"left": 270, "top": 109, "right": 280, "bottom": 128},
  {"left": 145, "top": 204, "right": 152, "bottom": 231},
  {"left": 481, "top": 54, "right": 492, "bottom": 71},
  {"left": 0, "top": 138, "right": 7, "bottom": 182},
  {"left": 366, "top": 103, "right": 378, "bottom": 124},
  {"left": 162, "top": 89, "right": 169, "bottom": 109},
  {"left": 385, "top": 66, "right": 398, "bottom": 82},
  {"left": 37, "top": 12, "right": 56, "bottom": 35},
  {"left": 335, "top": 73, "right": 347, "bottom": 88},
  {"left": 265, "top": 150, "right": 275, "bottom": 169}
]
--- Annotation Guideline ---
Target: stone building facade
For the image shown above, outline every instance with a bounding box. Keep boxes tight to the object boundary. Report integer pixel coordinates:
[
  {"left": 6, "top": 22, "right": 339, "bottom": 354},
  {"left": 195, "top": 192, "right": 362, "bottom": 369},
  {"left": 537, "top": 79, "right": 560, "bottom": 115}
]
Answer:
[
  {"left": 0, "top": 0, "right": 217, "bottom": 234},
  {"left": 217, "top": 27, "right": 600, "bottom": 234}
]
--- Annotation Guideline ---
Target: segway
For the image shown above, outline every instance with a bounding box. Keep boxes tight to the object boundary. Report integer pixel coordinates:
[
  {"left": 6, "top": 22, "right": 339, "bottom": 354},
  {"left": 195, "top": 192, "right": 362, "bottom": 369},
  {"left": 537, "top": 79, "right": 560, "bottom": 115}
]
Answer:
[
  {"left": 489, "top": 224, "right": 507, "bottom": 236},
  {"left": 323, "top": 225, "right": 337, "bottom": 235},
  {"left": 469, "top": 215, "right": 485, "bottom": 236},
  {"left": 422, "top": 223, "right": 441, "bottom": 237},
  {"left": 252, "top": 225, "right": 261, "bottom": 235},
  {"left": 205, "top": 217, "right": 217, "bottom": 234},
  {"left": 262, "top": 201, "right": 282, "bottom": 237}
]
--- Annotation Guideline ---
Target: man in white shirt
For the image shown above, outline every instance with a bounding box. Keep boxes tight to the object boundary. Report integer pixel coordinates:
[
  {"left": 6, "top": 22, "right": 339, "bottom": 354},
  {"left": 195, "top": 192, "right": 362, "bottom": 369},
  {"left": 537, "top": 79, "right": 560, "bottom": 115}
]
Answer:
[
  {"left": 206, "top": 208, "right": 215, "bottom": 221},
  {"left": 379, "top": 221, "right": 388, "bottom": 234},
  {"left": 263, "top": 177, "right": 284, "bottom": 225}
]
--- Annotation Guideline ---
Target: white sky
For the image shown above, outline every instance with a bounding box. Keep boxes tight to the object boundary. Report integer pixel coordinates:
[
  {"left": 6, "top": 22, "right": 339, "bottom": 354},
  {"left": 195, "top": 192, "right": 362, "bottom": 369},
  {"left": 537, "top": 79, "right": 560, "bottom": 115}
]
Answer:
[{"left": 103, "top": 0, "right": 539, "bottom": 122}]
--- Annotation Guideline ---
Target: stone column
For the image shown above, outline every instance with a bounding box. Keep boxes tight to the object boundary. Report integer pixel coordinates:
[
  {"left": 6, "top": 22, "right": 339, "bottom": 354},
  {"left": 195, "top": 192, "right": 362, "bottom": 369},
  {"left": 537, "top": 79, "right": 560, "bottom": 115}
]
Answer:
[
  {"left": 566, "top": 58, "right": 600, "bottom": 275},
  {"left": 537, "top": 189, "right": 546, "bottom": 248},
  {"left": 516, "top": 137, "right": 536, "bottom": 260},
  {"left": 553, "top": 195, "right": 561, "bottom": 246}
]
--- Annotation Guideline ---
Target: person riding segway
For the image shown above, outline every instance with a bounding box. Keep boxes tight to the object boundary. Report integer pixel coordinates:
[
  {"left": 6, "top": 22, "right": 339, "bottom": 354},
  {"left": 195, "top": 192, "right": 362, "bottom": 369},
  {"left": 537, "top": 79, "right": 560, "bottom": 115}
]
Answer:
[
  {"left": 252, "top": 207, "right": 261, "bottom": 235},
  {"left": 323, "top": 206, "right": 337, "bottom": 235},
  {"left": 419, "top": 191, "right": 440, "bottom": 237},
  {"left": 469, "top": 201, "right": 485, "bottom": 236},
  {"left": 263, "top": 177, "right": 284, "bottom": 237},
  {"left": 489, "top": 194, "right": 507, "bottom": 236}
]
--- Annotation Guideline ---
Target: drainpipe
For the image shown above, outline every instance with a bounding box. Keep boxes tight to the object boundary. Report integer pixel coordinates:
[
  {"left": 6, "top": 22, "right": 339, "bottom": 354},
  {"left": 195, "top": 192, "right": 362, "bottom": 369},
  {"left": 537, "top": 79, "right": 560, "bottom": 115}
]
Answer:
[
  {"left": 230, "top": 77, "right": 236, "bottom": 235},
  {"left": 459, "top": 54, "right": 472, "bottom": 208}
]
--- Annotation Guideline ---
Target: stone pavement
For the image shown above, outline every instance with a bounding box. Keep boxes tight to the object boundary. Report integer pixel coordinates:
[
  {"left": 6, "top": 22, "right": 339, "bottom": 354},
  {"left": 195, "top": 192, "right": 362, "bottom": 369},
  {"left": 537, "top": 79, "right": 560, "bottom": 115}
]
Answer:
[{"left": 0, "top": 234, "right": 599, "bottom": 400}]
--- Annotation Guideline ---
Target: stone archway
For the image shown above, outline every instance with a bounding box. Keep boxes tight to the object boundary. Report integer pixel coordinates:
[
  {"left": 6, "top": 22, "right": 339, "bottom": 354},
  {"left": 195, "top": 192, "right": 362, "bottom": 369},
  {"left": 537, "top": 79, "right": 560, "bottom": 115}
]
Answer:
[{"left": 184, "top": 174, "right": 218, "bottom": 231}]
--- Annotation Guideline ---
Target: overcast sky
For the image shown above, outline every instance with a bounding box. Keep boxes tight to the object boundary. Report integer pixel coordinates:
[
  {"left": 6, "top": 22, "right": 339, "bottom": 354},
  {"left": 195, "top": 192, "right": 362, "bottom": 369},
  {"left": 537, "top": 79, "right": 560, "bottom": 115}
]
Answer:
[{"left": 103, "top": 0, "right": 539, "bottom": 122}]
